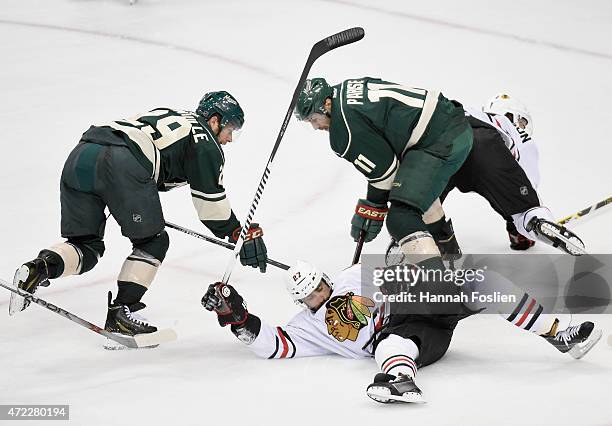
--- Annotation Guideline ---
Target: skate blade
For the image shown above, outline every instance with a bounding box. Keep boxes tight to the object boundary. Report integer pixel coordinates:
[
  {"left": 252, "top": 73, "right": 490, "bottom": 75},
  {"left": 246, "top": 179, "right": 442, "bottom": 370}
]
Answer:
[
  {"left": 8, "top": 266, "right": 31, "bottom": 316},
  {"left": 540, "top": 223, "right": 586, "bottom": 256},
  {"left": 103, "top": 338, "right": 158, "bottom": 351},
  {"left": 367, "top": 387, "right": 426, "bottom": 404},
  {"left": 568, "top": 329, "right": 602, "bottom": 359}
]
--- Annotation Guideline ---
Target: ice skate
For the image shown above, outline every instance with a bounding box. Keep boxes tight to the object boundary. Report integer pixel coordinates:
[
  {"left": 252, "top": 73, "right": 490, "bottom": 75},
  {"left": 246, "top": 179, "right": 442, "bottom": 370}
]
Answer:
[
  {"left": 542, "top": 320, "right": 602, "bottom": 359},
  {"left": 366, "top": 373, "right": 425, "bottom": 404},
  {"left": 527, "top": 218, "right": 585, "bottom": 255},
  {"left": 9, "top": 258, "right": 51, "bottom": 315},
  {"left": 104, "top": 292, "right": 158, "bottom": 350}
]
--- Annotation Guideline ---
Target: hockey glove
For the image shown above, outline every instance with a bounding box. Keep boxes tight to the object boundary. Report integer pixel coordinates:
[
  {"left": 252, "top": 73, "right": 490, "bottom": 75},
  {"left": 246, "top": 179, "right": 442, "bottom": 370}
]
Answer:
[
  {"left": 506, "top": 221, "right": 535, "bottom": 251},
  {"left": 230, "top": 223, "right": 268, "bottom": 273},
  {"left": 201, "top": 283, "right": 248, "bottom": 327},
  {"left": 351, "top": 199, "right": 388, "bottom": 243}
]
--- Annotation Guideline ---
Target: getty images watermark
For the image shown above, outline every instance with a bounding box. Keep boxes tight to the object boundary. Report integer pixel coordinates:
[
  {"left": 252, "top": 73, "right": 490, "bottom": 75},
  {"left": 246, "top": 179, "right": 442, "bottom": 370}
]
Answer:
[
  {"left": 360, "top": 253, "right": 612, "bottom": 316},
  {"left": 370, "top": 263, "right": 516, "bottom": 304}
]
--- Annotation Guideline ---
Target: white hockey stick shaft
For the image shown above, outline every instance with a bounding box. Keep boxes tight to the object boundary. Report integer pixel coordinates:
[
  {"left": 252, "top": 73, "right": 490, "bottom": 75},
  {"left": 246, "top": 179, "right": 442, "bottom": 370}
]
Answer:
[{"left": 219, "top": 27, "right": 365, "bottom": 284}]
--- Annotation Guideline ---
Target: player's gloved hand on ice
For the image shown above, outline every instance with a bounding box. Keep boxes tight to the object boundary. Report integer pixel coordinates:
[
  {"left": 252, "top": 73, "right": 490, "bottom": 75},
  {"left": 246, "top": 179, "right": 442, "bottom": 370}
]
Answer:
[
  {"left": 427, "top": 217, "right": 462, "bottom": 261},
  {"left": 351, "top": 199, "right": 388, "bottom": 243},
  {"left": 230, "top": 223, "right": 268, "bottom": 273},
  {"left": 506, "top": 221, "right": 535, "bottom": 251},
  {"left": 201, "top": 283, "right": 248, "bottom": 327}
]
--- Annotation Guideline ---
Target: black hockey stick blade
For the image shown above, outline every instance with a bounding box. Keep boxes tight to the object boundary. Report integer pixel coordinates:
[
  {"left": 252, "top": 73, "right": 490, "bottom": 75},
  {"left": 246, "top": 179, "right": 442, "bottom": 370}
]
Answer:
[
  {"left": 322, "top": 27, "right": 365, "bottom": 52},
  {"left": 165, "top": 221, "right": 290, "bottom": 271},
  {"left": 0, "top": 278, "right": 177, "bottom": 348}
]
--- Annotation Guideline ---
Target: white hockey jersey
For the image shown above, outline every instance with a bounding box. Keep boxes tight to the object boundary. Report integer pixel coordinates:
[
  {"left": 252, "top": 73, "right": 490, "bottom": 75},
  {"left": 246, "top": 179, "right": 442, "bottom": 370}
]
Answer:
[
  {"left": 463, "top": 105, "right": 541, "bottom": 189},
  {"left": 244, "top": 265, "right": 385, "bottom": 359}
]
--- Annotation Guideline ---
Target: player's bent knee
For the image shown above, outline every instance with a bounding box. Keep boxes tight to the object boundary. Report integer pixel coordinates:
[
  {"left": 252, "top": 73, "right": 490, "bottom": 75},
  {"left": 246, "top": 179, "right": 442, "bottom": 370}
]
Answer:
[
  {"left": 41, "top": 236, "right": 105, "bottom": 277},
  {"left": 386, "top": 201, "right": 426, "bottom": 241},
  {"left": 131, "top": 230, "right": 169, "bottom": 263},
  {"left": 66, "top": 236, "right": 105, "bottom": 274},
  {"left": 119, "top": 231, "right": 169, "bottom": 291}
]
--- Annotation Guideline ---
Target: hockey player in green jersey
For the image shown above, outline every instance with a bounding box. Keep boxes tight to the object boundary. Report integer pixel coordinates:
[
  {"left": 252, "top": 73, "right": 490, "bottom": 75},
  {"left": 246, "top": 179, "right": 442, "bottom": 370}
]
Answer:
[
  {"left": 9, "top": 91, "right": 268, "bottom": 341},
  {"left": 295, "top": 77, "right": 472, "bottom": 271}
]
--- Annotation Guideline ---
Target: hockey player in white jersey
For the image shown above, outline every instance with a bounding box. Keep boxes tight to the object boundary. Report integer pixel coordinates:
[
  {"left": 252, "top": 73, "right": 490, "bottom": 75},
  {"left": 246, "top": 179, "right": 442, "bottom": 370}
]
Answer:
[
  {"left": 480, "top": 93, "right": 540, "bottom": 250},
  {"left": 424, "top": 93, "right": 585, "bottom": 256},
  {"left": 202, "top": 260, "right": 601, "bottom": 404}
]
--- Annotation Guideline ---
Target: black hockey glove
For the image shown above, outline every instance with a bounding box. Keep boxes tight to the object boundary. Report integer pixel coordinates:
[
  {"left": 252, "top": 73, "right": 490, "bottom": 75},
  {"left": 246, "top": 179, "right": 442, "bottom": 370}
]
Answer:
[
  {"left": 351, "top": 199, "right": 388, "bottom": 243},
  {"left": 231, "top": 223, "right": 268, "bottom": 273},
  {"left": 201, "top": 283, "right": 248, "bottom": 327}
]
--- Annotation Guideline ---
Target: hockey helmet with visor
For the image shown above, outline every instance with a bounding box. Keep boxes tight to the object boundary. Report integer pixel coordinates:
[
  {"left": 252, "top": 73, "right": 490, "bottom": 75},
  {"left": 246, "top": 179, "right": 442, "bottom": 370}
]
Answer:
[
  {"left": 196, "top": 91, "right": 245, "bottom": 141},
  {"left": 286, "top": 260, "right": 333, "bottom": 310},
  {"left": 294, "top": 78, "right": 333, "bottom": 122}
]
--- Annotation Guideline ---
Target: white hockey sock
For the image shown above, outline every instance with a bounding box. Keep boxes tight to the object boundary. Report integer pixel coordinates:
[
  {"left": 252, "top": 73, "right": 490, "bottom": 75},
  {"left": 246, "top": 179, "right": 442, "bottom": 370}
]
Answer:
[
  {"left": 375, "top": 334, "right": 419, "bottom": 379},
  {"left": 502, "top": 292, "right": 570, "bottom": 335},
  {"left": 398, "top": 231, "right": 441, "bottom": 264},
  {"left": 462, "top": 270, "right": 568, "bottom": 336},
  {"left": 49, "top": 242, "right": 83, "bottom": 277},
  {"left": 118, "top": 249, "right": 161, "bottom": 289},
  {"left": 512, "top": 206, "right": 554, "bottom": 241}
]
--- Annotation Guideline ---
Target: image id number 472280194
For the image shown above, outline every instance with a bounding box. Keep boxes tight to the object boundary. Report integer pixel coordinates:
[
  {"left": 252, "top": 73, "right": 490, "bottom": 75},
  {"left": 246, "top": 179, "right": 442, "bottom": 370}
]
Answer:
[{"left": 0, "top": 405, "right": 69, "bottom": 420}]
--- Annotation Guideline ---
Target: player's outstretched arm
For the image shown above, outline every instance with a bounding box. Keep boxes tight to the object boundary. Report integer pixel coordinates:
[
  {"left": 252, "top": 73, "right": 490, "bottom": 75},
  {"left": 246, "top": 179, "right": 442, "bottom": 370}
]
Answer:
[{"left": 202, "top": 283, "right": 332, "bottom": 359}]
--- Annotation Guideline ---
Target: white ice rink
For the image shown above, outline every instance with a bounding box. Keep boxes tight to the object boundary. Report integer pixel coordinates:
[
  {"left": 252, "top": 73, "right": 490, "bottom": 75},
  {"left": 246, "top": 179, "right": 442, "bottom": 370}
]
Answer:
[{"left": 1, "top": 1, "right": 611, "bottom": 424}]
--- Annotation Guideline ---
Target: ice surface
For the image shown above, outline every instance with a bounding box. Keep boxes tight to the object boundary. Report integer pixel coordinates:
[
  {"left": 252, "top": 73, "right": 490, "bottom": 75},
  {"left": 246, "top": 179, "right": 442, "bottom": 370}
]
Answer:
[{"left": 0, "top": 1, "right": 611, "bottom": 424}]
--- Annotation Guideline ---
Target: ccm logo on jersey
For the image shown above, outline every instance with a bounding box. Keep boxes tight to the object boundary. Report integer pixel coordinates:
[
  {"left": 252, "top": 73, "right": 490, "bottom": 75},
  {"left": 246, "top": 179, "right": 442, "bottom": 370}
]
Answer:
[{"left": 356, "top": 205, "right": 388, "bottom": 220}]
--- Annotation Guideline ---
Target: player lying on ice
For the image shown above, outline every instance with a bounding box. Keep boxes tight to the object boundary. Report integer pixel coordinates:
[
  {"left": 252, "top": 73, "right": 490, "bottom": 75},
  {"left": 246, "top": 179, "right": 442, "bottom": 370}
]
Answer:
[
  {"left": 202, "top": 260, "right": 602, "bottom": 404},
  {"left": 421, "top": 93, "right": 586, "bottom": 257},
  {"left": 9, "top": 92, "right": 268, "bottom": 345},
  {"left": 293, "top": 78, "right": 585, "bottom": 258}
]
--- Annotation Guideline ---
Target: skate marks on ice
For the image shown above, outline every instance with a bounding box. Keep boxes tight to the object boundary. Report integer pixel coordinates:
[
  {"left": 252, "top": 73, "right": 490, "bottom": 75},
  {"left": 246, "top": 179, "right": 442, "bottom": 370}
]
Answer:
[
  {"left": 0, "top": 19, "right": 291, "bottom": 84},
  {"left": 320, "top": 0, "right": 612, "bottom": 60}
]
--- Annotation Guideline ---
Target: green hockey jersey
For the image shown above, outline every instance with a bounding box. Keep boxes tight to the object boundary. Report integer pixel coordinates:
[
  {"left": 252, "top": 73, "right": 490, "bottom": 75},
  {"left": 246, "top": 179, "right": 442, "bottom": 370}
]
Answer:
[
  {"left": 328, "top": 77, "right": 443, "bottom": 192},
  {"left": 82, "top": 108, "right": 239, "bottom": 238}
]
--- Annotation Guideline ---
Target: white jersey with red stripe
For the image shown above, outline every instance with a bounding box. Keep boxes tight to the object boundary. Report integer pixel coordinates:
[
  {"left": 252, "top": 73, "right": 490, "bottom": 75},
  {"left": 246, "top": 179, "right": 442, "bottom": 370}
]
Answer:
[
  {"left": 463, "top": 105, "right": 541, "bottom": 189},
  {"left": 246, "top": 264, "right": 385, "bottom": 359}
]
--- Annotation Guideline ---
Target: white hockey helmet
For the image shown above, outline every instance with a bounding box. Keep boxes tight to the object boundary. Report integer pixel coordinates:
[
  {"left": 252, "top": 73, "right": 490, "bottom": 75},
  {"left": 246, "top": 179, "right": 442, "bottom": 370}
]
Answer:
[
  {"left": 483, "top": 93, "right": 534, "bottom": 136},
  {"left": 286, "top": 260, "right": 333, "bottom": 309}
]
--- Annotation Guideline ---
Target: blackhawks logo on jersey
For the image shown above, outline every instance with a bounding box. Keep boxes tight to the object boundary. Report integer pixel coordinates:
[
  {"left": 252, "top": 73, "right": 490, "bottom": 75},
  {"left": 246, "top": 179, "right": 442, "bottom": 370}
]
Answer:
[{"left": 325, "top": 292, "right": 375, "bottom": 342}]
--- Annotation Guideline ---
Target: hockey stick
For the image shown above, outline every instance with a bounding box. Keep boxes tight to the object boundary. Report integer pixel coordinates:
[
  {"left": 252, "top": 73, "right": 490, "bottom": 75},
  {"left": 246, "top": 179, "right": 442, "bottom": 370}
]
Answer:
[
  {"left": 165, "top": 221, "right": 290, "bottom": 270},
  {"left": 558, "top": 196, "right": 612, "bottom": 226},
  {"left": 352, "top": 230, "right": 366, "bottom": 265},
  {"left": 220, "top": 27, "right": 365, "bottom": 285},
  {"left": 0, "top": 278, "right": 177, "bottom": 348}
]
